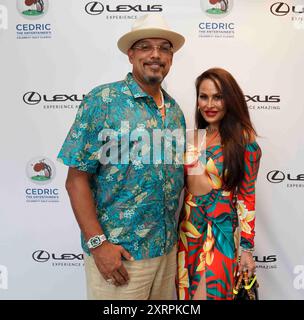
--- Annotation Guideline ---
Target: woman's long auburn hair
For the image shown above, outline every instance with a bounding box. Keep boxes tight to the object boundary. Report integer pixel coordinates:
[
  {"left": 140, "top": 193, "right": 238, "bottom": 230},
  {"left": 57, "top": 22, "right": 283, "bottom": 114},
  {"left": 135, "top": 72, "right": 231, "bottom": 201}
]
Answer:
[{"left": 195, "top": 67, "right": 257, "bottom": 192}]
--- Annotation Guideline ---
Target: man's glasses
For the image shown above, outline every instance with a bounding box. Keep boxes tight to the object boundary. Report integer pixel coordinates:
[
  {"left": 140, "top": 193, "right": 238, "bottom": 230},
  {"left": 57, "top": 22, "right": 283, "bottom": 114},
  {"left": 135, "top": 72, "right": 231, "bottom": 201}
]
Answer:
[{"left": 132, "top": 43, "right": 173, "bottom": 55}]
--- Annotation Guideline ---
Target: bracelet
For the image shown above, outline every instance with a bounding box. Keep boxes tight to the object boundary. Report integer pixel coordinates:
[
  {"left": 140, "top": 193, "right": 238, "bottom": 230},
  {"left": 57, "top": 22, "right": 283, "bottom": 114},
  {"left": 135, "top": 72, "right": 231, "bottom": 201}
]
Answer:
[{"left": 241, "top": 247, "right": 255, "bottom": 253}]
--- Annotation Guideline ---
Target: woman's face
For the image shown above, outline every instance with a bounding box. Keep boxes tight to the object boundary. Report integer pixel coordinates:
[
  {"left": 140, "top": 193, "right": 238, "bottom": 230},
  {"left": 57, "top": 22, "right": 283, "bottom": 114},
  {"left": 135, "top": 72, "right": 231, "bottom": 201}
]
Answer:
[{"left": 197, "top": 78, "right": 226, "bottom": 128}]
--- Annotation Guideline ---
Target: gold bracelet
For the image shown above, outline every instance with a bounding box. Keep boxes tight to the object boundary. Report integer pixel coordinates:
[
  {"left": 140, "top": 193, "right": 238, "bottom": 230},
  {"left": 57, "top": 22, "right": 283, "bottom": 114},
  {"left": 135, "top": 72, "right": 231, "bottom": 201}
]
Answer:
[{"left": 241, "top": 247, "right": 255, "bottom": 253}]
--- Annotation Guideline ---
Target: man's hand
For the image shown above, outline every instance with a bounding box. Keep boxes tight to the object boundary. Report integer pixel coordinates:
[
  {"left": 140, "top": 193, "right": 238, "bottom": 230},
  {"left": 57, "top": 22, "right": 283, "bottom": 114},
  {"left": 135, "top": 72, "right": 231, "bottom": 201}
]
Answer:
[{"left": 91, "top": 241, "right": 134, "bottom": 286}]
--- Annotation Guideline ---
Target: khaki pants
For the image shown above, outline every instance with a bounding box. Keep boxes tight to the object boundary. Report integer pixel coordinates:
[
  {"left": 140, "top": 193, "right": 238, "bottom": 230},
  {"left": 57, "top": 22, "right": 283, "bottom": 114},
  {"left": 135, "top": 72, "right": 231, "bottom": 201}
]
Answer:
[{"left": 84, "top": 245, "right": 177, "bottom": 300}]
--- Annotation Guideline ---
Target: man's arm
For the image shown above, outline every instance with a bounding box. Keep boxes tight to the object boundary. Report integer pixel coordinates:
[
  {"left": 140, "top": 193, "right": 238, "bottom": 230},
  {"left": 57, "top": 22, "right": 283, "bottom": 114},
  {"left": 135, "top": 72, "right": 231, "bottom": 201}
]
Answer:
[{"left": 66, "top": 167, "right": 133, "bottom": 286}]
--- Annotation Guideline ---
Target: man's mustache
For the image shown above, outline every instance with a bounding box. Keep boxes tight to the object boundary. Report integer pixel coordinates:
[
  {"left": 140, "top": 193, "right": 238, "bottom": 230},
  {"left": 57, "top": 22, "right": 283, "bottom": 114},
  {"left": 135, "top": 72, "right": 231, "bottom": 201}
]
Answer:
[{"left": 144, "top": 61, "right": 165, "bottom": 67}]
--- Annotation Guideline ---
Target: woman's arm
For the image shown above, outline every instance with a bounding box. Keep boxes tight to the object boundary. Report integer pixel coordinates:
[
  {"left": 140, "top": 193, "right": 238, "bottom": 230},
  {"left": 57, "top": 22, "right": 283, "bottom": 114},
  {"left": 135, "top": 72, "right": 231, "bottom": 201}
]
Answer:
[{"left": 236, "top": 141, "right": 262, "bottom": 277}]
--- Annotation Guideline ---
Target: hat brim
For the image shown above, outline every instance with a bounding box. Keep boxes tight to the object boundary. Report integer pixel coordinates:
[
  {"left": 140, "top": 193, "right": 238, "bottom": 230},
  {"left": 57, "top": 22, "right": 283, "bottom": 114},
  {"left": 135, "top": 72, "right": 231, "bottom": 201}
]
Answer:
[{"left": 117, "top": 28, "right": 185, "bottom": 54}]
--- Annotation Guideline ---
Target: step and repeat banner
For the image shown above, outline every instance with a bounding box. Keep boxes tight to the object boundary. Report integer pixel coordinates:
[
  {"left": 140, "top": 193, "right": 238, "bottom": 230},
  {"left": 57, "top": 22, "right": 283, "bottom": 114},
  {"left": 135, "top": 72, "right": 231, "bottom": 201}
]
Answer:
[{"left": 0, "top": 0, "right": 303, "bottom": 299}]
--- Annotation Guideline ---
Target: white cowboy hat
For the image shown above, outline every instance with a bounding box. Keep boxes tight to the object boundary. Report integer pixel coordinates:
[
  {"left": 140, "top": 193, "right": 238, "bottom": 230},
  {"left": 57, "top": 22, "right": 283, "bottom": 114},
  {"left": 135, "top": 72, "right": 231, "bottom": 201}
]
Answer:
[{"left": 117, "top": 14, "right": 185, "bottom": 54}]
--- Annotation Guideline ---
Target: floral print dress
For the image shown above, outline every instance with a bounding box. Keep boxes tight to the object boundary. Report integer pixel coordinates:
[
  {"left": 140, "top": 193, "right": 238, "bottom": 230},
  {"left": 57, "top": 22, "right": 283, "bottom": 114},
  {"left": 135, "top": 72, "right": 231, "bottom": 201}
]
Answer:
[{"left": 177, "top": 141, "right": 261, "bottom": 300}]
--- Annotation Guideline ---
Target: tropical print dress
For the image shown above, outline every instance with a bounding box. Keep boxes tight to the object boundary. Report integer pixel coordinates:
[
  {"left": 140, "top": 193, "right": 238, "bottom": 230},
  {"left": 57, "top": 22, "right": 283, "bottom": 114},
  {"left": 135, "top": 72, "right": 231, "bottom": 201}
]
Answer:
[{"left": 177, "top": 141, "right": 261, "bottom": 300}]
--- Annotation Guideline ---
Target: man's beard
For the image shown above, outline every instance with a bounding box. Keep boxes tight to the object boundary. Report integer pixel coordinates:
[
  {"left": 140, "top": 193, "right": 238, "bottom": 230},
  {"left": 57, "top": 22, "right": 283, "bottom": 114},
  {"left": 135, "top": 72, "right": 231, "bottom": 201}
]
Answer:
[{"left": 143, "top": 75, "right": 163, "bottom": 85}]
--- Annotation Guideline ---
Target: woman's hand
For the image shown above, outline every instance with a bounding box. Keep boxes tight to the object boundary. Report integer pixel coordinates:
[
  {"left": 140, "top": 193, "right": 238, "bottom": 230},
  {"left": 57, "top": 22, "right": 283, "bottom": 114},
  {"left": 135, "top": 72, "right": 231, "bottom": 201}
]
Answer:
[{"left": 239, "top": 250, "right": 256, "bottom": 278}]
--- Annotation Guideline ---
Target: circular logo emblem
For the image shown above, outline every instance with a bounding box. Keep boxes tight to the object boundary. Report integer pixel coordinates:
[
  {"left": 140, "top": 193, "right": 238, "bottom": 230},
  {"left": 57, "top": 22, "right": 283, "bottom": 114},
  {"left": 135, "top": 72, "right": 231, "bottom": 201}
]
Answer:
[
  {"left": 85, "top": 2, "right": 104, "bottom": 15},
  {"left": 17, "top": 0, "right": 49, "bottom": 19},
  {"left": 200, "top": 0, "right": 234, "bottom": 18},
  {"left": 23, "top": 92, "right": 42, "bottom": 105},
  {"left": 267, "top": 170, "right": 285, "bottom": 183},
  {"left": 32, "top": 250, "right": 50, "bottom": 262},
  {"left": 26, "top": 157, "right": 56, "bottom": 185},
  {"left": 270, "top": 2, "right": 290, "bottom": 16}
]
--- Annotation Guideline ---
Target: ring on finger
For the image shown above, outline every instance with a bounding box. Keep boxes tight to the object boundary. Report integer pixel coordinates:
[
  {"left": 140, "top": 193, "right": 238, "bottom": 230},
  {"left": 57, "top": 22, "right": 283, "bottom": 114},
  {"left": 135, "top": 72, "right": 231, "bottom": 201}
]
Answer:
[{"left": 106, "top": 278, "right": 114, "bottom": 285}]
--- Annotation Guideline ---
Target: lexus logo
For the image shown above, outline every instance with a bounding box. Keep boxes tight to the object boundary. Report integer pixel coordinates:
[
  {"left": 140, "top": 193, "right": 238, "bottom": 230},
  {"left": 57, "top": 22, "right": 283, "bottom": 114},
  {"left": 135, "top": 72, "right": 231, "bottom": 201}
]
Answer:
[
  {"left": 32, "top": 250, "right": 84, "bottom": 262},
  {"left": 267, "top": 170, "right": 285, "bottom": 183},
  {"left": 245, "top": 95, "right": 280, "bottom": 103},
  {"left": 267, "top": 170, "right": 304, "bottom": 183},
  {"left": 23, "top": 92, "right": 85, "bottom": 105},
  {"left": 23, "top": 92, "right": 42, "bottom": 105},
  {"left": 84, "top": 2, "right": 163, "bottom": 14},
  {"left": 270, "top": 2, "right": 290, "bottom": 16},
  {"left": 32, "top": 250, "right": 50, "bottom": 262},
  {"left": 270, "top": 2, "right": 304, "bottom": 16},
  {"left": 85, "top": 1, "right": 104, "bottom": 15}
]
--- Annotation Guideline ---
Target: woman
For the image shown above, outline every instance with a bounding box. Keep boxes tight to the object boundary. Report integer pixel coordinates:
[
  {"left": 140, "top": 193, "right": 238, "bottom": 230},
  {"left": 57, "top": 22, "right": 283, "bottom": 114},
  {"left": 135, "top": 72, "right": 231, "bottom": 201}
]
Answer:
[{"left": 177, "top": 68, "right": 261, "bottom": 300}]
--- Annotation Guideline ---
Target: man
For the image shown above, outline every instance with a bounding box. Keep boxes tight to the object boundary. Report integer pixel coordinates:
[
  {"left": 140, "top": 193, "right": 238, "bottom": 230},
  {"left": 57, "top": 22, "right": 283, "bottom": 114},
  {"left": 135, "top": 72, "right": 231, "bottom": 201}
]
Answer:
[{"left": 57, "top": 14, "right": 185, "bottom": 300}]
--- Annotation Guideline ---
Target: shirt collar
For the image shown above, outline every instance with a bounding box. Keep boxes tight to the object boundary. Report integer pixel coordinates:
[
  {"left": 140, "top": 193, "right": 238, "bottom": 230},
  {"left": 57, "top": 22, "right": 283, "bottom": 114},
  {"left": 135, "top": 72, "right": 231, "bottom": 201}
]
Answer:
[
  {"left": 124, "top": 72, "right": 148, "bottom": 99},
  {"left": 124, "top": 72, "right": 174, "bottom": 108}
]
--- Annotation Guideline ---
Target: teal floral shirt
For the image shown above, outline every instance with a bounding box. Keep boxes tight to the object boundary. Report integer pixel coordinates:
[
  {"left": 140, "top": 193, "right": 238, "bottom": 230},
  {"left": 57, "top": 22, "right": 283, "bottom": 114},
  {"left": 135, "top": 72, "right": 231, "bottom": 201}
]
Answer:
[{"left": 57, "top": 73, "right": 186, "bottom": 260}]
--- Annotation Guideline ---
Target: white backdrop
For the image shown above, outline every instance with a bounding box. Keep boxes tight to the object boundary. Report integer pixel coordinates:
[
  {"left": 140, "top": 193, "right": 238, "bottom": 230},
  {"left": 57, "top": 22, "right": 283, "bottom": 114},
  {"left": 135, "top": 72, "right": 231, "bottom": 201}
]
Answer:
[{"left": 0, "top": 0, "right": 304, "bottom": 299}]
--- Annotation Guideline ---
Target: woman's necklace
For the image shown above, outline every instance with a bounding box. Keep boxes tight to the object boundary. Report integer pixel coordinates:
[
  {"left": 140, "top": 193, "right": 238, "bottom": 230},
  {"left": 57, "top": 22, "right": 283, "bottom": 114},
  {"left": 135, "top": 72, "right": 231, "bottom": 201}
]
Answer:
[
  {"left": 206, "top": 126, "right": 218, "bottom": 134},
  {"left": 206, "top": 127, "right": 220, "bottom": 147}
]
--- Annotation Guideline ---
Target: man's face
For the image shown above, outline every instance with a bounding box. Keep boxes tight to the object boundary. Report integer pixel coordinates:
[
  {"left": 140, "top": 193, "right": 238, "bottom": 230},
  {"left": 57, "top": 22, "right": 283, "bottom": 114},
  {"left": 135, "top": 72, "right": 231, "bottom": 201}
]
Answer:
[{"left": 127, "top": 38, "right": 173, "bottom": 86}]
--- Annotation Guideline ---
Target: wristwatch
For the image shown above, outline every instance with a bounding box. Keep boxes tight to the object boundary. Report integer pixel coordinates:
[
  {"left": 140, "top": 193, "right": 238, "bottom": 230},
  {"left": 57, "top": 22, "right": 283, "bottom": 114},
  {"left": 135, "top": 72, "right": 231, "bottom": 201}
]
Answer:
[{"left": 87, "top": 234, "right": 107, "bottom": 249}]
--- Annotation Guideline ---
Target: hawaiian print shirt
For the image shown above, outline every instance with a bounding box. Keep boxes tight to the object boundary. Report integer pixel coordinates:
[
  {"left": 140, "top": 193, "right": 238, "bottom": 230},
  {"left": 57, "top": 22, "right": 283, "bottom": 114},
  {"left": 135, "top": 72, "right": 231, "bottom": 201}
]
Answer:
[{"left": 57, "top": 73, "right": 186, "bottom": 260}]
